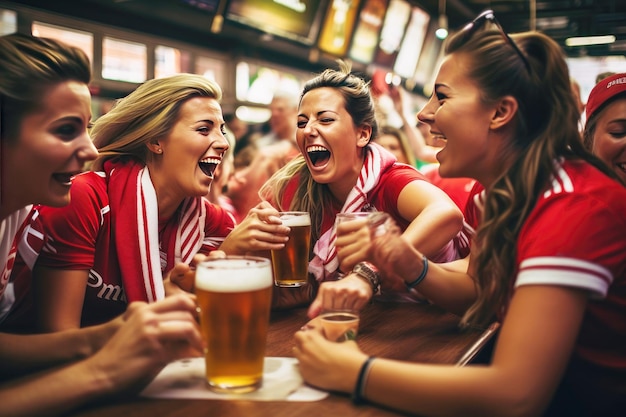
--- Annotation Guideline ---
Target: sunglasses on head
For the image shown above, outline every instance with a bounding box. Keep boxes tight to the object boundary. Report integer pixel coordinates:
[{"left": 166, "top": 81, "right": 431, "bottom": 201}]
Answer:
[{"left": 460, "top": 9, "right": 532, "bottom": 75}]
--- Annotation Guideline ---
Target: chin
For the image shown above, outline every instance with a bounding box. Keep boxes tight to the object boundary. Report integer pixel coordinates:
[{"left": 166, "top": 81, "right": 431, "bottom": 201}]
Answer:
[{"left": 43, "top": 194, "right": 72, "bottom": 208}]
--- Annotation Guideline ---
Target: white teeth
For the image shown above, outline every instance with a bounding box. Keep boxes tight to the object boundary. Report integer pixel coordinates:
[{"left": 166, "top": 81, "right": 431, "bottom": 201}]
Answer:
[
  {"left": 200, "top": 157, "right": 221, "bottom": 164},
  {"left": 306, "top": 145, "right": 328, "bottom": 153}
]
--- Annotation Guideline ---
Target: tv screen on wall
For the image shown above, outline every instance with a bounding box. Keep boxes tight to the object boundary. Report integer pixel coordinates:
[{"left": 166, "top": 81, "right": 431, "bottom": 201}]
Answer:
[{"left": 225, "top": 0, "right": 327, "bottom": 45}]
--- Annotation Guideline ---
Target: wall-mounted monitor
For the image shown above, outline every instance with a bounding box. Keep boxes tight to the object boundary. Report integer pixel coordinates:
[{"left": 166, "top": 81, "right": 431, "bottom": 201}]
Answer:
[
  {"left": 348, "top": 0, "right": 389, "bottom": 64},
  {"left": 235, "top": 61, "right": 305, "bottom": 105},
  {"left": 317, "top": 0, "right": 362, "bottom": 56},
  {"left": 179, "top": 0, "right": 222, "bottom": 13},
  {"left": 372, "top": 0, "right": 411, "bottom": 68},
  {"left": 225, "top": 0, "right": 327, "bottom": 45},
  {"left": 393, "top": 5, "right": 429, "bottom": 78}
]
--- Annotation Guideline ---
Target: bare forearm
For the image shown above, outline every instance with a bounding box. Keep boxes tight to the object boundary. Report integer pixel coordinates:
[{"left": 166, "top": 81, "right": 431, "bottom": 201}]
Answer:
[
  {"left": 0, "top": 321, "right": 116, "bottom": 378},
  {"left": 0, "top": 359, "right": 113, "bottom": 417},
  {"left": 414, "top": 261, "right": 477, "bottom": 316},
  {"left": 363, "top": 359, "right": 530, "bottom": 417},
  {"left": 402, "top": 203, "right": 463, "bottom": 259}
]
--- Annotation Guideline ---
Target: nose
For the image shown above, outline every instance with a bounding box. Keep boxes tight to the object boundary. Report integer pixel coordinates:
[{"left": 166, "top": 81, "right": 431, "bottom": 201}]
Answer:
[
  {"left": 417, "top": 96, "right": 436, "bottom": 125},
  {"left": 214, "top": 132, "right": 230, "bottom": 152},
  {"left": 78, "top": 132, "right": 99, "bottom": 162},
  {"left": 301, "top": 120, "right": 318, "bottom": 137}
]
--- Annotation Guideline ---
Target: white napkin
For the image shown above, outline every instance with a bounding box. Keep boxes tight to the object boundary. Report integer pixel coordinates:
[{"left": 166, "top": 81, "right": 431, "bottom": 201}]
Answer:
[{"left": 141, "top": 357, "right": 328, "bottom": 402}]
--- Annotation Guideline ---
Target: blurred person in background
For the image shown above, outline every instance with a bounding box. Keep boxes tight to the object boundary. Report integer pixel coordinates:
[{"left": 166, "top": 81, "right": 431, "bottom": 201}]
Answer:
[
  {"left": 373, "top": 125, "right": 414, "bottom": 165},
  {"left": 583, "top": 72, "right": 626, "bottom": 186},
  {"left": 227, "top": 88, "right": 304, "bottom": 219},
  {"left": 0, "top": 32, "right": 203, "bottom": 417}
]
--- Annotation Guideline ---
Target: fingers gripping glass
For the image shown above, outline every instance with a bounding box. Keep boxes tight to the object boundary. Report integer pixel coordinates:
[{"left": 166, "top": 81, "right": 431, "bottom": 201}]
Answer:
[{"left": 461, "top": 9, "right": 531, "bottom": 74}]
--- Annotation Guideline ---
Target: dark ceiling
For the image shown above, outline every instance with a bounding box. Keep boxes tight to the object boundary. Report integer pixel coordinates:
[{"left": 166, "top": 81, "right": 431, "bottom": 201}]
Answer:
[
  {"left": 433, "top": 0, "right": 626, "bottom": 58},
  {"left": 8, "top": 0, "right": 626, "bottom": 74}
]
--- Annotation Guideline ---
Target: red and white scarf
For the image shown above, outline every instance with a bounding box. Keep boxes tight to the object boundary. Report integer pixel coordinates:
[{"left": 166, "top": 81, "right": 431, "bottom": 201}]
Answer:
[
  {"left": 105, "top": 159, "right": 205, "bottom": 302},
  {"left": 309, "top": 143, "right": 396, "bottom": 282}
]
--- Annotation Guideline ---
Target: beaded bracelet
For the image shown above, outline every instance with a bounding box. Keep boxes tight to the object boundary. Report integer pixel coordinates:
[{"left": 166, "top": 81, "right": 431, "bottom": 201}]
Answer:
[
  {"left": 405, "top": 255, "right": 428, "bottom": 290},
  {"left": 352, "top": 356, "right": 376, "bottom": 405}
]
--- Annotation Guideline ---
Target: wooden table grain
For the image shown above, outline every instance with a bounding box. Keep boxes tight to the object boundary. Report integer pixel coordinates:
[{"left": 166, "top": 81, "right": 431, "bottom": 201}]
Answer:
[{"left": 68, "top": 301, "right": 498, "bottom": 417}]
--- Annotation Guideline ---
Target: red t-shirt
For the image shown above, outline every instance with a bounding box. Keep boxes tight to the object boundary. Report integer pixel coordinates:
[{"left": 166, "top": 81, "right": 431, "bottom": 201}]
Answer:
[
  {"left": 4, "top": 172, "right": 234, "bottom": 330},
  {"left": 465, "top": 160, "right": 626, "bottom": 413},
  {"left": 424, "top": 167, "right": 476, "bottom": 212}
]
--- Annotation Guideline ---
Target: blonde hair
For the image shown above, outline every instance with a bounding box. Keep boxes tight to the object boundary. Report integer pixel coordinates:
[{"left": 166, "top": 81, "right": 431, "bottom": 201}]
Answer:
[
  {"left": 90, "top": 74, "right": 222, "bottom": 170},
  {"left": 444, "top": 29, "right": 616, "bottom": 327},
  {"left": 260, "top": 60, "right": 378, "bottom": 244},
  {"left": 376, "top": 125, "right": 415, "bottom": 165}
]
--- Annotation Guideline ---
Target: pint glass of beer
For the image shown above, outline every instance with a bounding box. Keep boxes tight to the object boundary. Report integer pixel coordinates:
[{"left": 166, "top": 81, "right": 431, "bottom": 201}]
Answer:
[
  {"left": 271, "top": 211, "right": 311, "bottom": 287},
  {"left": 195, "top": 256, "right": 273, "bottom": 393}
]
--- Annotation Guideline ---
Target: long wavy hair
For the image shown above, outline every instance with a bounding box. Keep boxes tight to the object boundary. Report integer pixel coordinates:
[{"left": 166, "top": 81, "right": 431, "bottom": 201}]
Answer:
[
  {"left": 0, "top": 33, "right": 91, "bottom": 144},
  {"left": 260, "top": 60, "right": 378, "bottom": 244},
  {"left": 446, "top": 29, "right": 618, "bottom": 327},
  {"left": 89, "top": 73, "right": 222, "bottom": 170}
]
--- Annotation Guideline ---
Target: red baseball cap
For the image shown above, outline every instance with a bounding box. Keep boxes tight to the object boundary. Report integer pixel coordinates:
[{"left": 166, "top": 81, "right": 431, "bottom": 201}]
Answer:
[{"left": 585, "top": 72, "right": 626, "bottom": 122}]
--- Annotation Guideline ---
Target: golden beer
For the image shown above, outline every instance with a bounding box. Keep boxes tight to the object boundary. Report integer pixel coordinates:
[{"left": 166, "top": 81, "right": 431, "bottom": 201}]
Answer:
[
  {"left": 271, "top": 211, "right": 311, "bottom": 287},
  {"left": 195, "top": 257, "right": 273, "bottom": 393},
  {"left": 319, "top": 310, "right": 360, "bottom": 342}
]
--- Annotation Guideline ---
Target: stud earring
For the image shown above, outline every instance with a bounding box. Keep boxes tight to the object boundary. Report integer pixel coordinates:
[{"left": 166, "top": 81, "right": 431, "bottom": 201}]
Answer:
[{"left": 157, "top": 149, "right": 163, "bottom": 154}]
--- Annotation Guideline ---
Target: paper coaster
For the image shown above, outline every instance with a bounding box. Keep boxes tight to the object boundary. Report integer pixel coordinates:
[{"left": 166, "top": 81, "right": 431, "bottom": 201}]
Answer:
[{"left": 141, "top": 357, "right": 328, "bottom": 402}]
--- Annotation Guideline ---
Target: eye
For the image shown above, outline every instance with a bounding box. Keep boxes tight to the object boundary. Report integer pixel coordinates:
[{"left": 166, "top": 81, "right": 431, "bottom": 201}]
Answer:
[
  {"left": 197, "top": 126, "right": 210, "bottom": 135},
  {"left": 297, "top": 119, "right": 308, "bottom": 128},
  {"left": 55, "top": 123, "right": 82, "bottom": 141},
  {"left": 609, "top": 130, "right": 626, "bottom": 139},
  {"left": 435, "top": 91, "right": 447, "bottom": 101}
]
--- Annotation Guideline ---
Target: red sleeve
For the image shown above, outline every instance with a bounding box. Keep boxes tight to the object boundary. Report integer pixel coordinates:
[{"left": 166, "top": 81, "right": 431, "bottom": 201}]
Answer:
[
  {"left": 370, "top": 164, "right": 428, "bottom": 228},
  {"left": 35, "top": 173, "right": 107, "bottom": 269},
  {"left": 199, "top": 199, "right": 237, "bottom": 254}
]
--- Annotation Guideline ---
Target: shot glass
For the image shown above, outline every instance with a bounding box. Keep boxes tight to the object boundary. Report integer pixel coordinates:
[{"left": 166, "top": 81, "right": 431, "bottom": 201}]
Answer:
[{"left": 319, "top": 308, "right": 360, "bottom": 342}]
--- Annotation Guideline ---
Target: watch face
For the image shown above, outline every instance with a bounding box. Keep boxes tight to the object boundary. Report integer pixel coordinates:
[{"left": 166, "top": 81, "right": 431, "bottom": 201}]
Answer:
[{"left": 354, "top": 262, "right": 380, "bottom": 292}]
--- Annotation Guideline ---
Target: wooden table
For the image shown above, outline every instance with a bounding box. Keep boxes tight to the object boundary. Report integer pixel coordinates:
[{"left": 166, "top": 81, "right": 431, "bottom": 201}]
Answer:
[{"left": 69, "top": 301, "right": 498, "bottom": 417}]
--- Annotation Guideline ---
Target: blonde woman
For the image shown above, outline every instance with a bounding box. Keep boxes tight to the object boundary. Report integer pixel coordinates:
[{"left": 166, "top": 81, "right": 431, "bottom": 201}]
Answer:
[{"left": 5, "top": 73, "right": 289, "bottom": 332}]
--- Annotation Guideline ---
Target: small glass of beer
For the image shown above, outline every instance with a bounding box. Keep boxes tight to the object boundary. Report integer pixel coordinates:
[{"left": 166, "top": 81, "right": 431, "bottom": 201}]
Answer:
[
  {"left": 271, "top": 211, "right": 311, "bottom": 287},
  {"left": 319, "top": 308, "right": 360, "bottom": 342},
  {"left": 195, "top": 256, "right": 273, "bottom": 393}
]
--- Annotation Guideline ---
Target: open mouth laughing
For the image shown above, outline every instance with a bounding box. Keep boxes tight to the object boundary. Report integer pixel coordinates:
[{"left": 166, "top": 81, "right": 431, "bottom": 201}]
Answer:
[
  {"left": 199, "top": 157, "right": 221, "bottom": 178},
  {"left": 52, "top": 171, "right": 81, "bottom": 186},
  {"left": 307, "top": 145, "right": 330, "bottom": 167}
]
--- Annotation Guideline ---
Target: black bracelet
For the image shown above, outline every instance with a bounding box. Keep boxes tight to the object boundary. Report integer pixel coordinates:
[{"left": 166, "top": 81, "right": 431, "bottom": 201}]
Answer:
[
  {"left": 405, "top": 255, "right": 428, "bottom": 290},
  {"left": 352, "top": 356, "right": 376, "bottom": 405}
]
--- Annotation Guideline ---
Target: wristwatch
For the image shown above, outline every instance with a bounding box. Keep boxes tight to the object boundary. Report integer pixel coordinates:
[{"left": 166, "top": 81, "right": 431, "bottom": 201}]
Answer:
[{"left": 351, "top": 261, "right": 381, "bottom": 294}]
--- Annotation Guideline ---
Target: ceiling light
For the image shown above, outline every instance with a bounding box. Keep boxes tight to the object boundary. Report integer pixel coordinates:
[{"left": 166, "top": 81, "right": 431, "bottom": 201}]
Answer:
[
  {"left": 436, "top": 15, "right": 448, "bottom": 40},
  {"left": 565, "top": 35, "right": 616, "bottom": 47}
]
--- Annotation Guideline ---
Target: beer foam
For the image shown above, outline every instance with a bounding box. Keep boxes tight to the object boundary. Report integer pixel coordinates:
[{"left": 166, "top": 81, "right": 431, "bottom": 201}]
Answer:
[
  {"left": 195, "top": 259, "right": 273, "bottom": 292},
  {"left": 280, "top": 213, "right": 311, "bottom": 227}
]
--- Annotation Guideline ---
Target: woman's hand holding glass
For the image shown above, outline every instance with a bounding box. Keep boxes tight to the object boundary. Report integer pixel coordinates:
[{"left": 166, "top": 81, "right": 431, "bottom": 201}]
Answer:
[
  {"left": 307, "top": 273, "right": 373, "bottom": 319},
  {"left": 370, "top": 219, "right": 426, "bottom": 293},
  {"left": 335, "top": 213, "right": 374, "bottom": 274},
  {"left": 218, "top": 201, "right": 290, "bottom": 255},
  {"left": 293, "top": 322, "right": 367, "bottom": 393}
]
